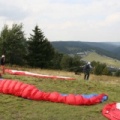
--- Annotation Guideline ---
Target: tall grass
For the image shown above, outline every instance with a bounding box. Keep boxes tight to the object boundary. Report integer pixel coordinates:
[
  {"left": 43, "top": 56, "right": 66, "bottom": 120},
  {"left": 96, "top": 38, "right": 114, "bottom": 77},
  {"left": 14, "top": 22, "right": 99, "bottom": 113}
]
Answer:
[{"left": 0, "top": 66, "right": 120, "bottom": 120}]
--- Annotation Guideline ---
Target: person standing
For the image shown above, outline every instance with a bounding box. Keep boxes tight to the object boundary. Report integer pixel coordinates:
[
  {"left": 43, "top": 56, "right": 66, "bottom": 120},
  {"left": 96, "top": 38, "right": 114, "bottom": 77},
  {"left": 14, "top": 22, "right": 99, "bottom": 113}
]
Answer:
[
  {"left": 1, "top": 55, "right": 5, "bottom": 74},
  {"left": 83, "top": 62, "right": 92, "bottom": 80}
]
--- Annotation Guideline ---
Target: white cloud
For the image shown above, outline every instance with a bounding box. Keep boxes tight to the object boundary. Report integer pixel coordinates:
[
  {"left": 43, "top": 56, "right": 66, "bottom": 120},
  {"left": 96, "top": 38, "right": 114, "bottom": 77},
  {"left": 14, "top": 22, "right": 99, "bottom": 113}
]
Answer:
[{"left": 0, "top": 0, "right": 120, "bottom": 42}]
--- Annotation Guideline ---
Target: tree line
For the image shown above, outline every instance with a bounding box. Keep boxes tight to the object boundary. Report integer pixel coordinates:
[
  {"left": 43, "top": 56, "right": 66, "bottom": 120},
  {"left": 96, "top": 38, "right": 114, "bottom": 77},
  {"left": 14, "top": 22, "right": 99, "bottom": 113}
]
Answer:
[
  {"left": 0, "top": 24, "right": 82, "bottom": 70},
  {"left": 0, "top": 23, "right": 119, "bottom": 77},
  {"left": 91, "top": 61, "right": 120, "bottom": 77}
]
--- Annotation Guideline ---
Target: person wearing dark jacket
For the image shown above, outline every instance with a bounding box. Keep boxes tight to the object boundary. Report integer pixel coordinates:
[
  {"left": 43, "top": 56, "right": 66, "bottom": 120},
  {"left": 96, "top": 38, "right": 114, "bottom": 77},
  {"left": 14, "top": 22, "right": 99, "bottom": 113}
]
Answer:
[
  {"left": 1, "top": 55, "right": 5, "bottom": 74},
  {"left": 83, "top": 62, "right": 92, "bottom": 80}
]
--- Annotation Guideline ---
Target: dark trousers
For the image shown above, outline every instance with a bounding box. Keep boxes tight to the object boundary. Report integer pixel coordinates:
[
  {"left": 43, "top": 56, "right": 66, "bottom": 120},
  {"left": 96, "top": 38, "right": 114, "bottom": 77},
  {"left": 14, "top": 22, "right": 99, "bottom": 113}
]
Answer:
[{"left": 84, "top": 72, "right": 90, "bottom": 80}]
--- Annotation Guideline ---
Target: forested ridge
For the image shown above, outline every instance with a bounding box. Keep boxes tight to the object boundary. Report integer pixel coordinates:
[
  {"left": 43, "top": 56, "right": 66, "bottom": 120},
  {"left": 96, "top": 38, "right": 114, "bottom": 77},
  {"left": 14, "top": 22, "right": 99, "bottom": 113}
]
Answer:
[{"left": 51, "top": 41, "right": 120, "bottom": 60}]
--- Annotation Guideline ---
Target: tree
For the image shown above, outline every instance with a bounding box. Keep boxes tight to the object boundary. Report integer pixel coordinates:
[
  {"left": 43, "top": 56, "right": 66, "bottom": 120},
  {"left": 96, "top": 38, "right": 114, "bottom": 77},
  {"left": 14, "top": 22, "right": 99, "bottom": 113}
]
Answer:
[
  {"left": 27, "top": 25, "right": 55, "bottom": 68},
  {"left": 60, "top": 55, "right": 72, "bottom": 70},
  {"left": 94, "top": 62, "right": 107, "bottom": 75},
  {"left": 0, "top": 25, "right": 9, "bottom": 55},
  {"left": 0, "top": 24, "right": 27, "bottom": 65},
  {"left": 71, "top": 55, "right": 82, "bottom": 67},
  {"left": 102, "top": 67, "right": 109, "bottom": 75},
  {"left": 115, "top": 70, "right": 120, "bottom": 77},
  {"left": 50, "top": 51, "right": 63, "bottom": 69},
  {"left": 60, "top": 55, "right": 82, "bottom": 71}
]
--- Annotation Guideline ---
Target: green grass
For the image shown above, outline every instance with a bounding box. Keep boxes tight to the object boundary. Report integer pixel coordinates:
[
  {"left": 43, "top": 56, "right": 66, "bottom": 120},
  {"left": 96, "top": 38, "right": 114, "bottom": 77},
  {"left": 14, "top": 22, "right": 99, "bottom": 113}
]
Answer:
[
  {"left": 82, "top": 52, "right": 120, "bottom": 68},
  {"left": 0, "top": 67, "right": 120, "bottom": 120}
]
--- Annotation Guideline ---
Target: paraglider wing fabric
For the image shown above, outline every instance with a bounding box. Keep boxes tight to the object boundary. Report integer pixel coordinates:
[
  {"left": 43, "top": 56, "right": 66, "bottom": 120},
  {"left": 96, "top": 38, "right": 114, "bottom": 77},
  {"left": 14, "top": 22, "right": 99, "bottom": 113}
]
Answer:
[
  {"left": 102, "top": 102, "right": 120, "bottom": 120},
  {"left": 5, "top": 69, "right": 75, "bottom": 80},
  {"left": 0, "top": 79, "right": 43, "bottom": 100},
  {"left": 0, "top": 79, "right": 108, "bottom": 106}
]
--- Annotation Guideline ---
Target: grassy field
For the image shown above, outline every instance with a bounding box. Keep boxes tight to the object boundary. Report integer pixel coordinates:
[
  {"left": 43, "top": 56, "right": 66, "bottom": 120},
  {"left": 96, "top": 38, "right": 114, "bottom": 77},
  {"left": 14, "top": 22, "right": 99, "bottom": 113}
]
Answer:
[
  {"left": 82, "top": 52, "right": 120, "bottom": 68},
  {"left": 0, "top": 66, "right": 120, "bottom": 120}
]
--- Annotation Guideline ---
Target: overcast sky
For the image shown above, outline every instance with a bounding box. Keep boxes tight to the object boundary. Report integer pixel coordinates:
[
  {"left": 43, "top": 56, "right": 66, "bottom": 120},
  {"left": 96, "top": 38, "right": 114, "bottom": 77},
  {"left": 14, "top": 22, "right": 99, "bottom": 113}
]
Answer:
[{"left": 0, "top": 0, "right": 120, "bottom": 42}]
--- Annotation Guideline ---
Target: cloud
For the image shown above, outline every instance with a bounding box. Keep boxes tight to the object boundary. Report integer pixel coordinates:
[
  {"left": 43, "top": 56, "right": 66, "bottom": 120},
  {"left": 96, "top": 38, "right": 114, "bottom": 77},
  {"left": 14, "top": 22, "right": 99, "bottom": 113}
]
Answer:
[
  {"left": 0, "top": 0, "right": 120, "bottom": 42},
  {"left": 0, "top": 1, "right": 29, "bottom": 21}
]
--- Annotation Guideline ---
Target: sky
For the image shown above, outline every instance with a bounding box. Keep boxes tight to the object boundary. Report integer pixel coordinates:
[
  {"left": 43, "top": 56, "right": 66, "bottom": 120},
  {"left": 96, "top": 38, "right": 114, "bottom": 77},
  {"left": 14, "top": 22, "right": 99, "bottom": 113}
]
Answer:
[{"left": 0, "top": 0, "right": 120, "bottom": 42}]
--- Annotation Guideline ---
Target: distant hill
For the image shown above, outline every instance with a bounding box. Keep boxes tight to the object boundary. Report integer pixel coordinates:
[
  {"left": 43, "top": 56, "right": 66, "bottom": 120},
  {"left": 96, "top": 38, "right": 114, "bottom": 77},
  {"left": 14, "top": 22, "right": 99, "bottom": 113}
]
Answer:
[
  {"left": 51, "top": 41, "right": 120, "bottom": 60},
  {"left": 109, "top": 42, "right": 120, "bottom": 46},
  {"left": 84, "top": 42, "right": 118, "bottom": 52},
  {"left": 82, "top": 52, "right": 120, "bottom": 68}
]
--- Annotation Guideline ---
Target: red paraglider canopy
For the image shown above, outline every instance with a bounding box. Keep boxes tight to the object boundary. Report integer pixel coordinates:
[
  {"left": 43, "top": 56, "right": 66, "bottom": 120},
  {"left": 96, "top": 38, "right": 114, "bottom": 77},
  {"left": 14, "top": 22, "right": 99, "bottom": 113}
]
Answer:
[
  {"left": 102, "top": 102, "right": 120, "bottom": 120},
  {"left": 0, "top": 79, "right": 108, "bottom": 106},
  {"left": 5, "top": 69, "right": 75, "bottom": 80}
]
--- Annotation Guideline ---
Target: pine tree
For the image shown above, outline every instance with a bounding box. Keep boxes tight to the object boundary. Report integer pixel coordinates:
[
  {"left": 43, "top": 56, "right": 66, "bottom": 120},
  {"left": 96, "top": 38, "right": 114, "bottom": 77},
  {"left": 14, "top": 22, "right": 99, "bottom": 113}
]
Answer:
[
  {"left": 27, "top": 25, "right": 55, "bottom": 68},
  {"left": 0, "top": 24, "right": 27, "bottom": 65}
]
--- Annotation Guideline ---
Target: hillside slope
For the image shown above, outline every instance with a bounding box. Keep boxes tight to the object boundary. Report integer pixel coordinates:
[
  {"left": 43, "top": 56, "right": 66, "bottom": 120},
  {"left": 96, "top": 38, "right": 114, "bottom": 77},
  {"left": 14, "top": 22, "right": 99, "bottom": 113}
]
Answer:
[
  {"left": 82, "top": 52, "right": 120, "bottom": 68},
  {"left": 51, "top": 41, "right": 120, "bottom": 60}
]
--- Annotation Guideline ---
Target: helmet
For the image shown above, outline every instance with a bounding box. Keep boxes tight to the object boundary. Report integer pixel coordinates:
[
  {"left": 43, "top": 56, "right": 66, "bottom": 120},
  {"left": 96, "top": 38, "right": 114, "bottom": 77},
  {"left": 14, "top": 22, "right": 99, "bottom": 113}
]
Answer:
[
  {"left": 2, "top": 55, "right": 5, "bottom": 58},
  {"left": 87, "top": 62, "right": 91, "bottom": 65}
]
